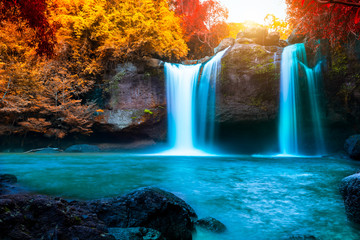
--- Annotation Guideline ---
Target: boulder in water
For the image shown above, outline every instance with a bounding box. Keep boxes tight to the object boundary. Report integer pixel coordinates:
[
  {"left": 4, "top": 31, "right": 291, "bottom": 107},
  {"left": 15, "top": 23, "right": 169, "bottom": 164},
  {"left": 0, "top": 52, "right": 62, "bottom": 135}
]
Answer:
[
  {"left": 195, "top": 217, "right": 226, "bottom": 233},
  {"left": 214, "top": 38, "right": 235, "bottom": 54},
  {"left": 0, "top": 174, "right": 19, "bottom": 195},
  {"left": 88, "top": 187, "right": 197, "bottom": 240},
  {"left": 340, "top": 173, "right": 360, "bottom": 223},
  {"left": 65, "top": 144, "right": 100, "bottom": 153},
  {"left": 344, "top": 135, "right": 360, "bottom": 160}
]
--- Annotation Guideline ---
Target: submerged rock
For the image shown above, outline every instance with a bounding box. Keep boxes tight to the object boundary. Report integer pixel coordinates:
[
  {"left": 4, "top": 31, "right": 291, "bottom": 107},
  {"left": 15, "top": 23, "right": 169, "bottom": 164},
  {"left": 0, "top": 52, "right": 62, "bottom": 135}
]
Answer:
[
  {"left": 340, "top": 173, "right": 360, "bottom": 223},
  {"left": 285, "top": 235, "right": 318, "bottom": 240},
  {"left": 195, "top": 217, "right": 226, "bottom": 233},
  {"left": 89, "top": 187, "right": 197, "bottom": 240},
  {"left": 0, "top": 174, "right": 19, "bottom": 195},
  {"left": 344, "top": 135, "right": 360, "bottom": 160},
  {"left": 0, "top": 194, "right": 115, "bottom": 240},
  {"left": 108, "top": 227, "right": 164, "bottom": 240},
  {"left": 65, "top": 144, "right": 100, "bottom": 153}
]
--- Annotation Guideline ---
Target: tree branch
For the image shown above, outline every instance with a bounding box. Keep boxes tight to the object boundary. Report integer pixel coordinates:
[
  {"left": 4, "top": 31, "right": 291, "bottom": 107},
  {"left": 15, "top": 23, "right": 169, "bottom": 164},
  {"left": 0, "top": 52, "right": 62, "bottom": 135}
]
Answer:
[{"left": 315, "top": 0, "right": 360, "bottom": 7}]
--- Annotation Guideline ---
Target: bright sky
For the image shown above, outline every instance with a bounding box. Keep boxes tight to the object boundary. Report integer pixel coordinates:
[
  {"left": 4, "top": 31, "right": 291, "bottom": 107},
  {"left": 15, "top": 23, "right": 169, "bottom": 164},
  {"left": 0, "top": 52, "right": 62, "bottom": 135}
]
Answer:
[{"left": 219, "top": 0, "right": 287, "bottom": 24}]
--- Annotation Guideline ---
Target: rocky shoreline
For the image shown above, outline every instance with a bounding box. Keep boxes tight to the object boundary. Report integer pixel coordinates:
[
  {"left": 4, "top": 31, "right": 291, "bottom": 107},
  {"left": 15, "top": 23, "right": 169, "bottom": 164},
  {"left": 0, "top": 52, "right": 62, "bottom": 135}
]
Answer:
[{"left": 0, "top": 174, "right": 227, "bottom": 240}]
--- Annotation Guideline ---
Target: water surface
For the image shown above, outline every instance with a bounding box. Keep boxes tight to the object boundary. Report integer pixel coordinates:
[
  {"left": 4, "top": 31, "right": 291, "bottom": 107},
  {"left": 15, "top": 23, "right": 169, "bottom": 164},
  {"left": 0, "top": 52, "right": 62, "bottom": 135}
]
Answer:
[{"left": 1, "top": 154, "right": 359, "bottom": 240}]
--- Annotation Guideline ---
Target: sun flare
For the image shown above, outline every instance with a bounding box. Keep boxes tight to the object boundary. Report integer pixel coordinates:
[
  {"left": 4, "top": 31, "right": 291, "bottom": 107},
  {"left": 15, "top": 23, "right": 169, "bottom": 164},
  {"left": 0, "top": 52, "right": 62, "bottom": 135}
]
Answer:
[{"left": 220, "top": 0, "right": 287, "bottom": 23}]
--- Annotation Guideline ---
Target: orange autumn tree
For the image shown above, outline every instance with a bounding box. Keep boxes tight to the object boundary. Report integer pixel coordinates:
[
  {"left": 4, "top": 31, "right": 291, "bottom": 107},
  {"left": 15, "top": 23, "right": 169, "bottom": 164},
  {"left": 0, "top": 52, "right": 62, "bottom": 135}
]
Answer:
[
  {"left": 264, "top": 14, "right": 292, "bottom": 40},
  {"left": 0, "top": 0, "right": 55, "bottom": 56},
  {"left": 0, "top": 19, "right": 95, "bottom": 138},
  {"left": 0, "top": 0, "right": 189, "bottom": 139}
]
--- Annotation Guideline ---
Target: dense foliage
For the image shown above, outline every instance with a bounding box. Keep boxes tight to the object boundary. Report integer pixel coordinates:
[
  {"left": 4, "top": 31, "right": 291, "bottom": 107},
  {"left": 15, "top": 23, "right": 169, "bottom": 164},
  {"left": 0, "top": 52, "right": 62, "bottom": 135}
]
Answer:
[
  {"left": 286, "top": 0, "right": 360, "bottom": 46},
  {"left": 0, "top": 0, "right": 190, "bottom": 139},
  {"left": 0, "top": 0, "right": 55, "bottom": 56},
  {"left": 171, "top": 0, "right": 229, "bottom": 58}
]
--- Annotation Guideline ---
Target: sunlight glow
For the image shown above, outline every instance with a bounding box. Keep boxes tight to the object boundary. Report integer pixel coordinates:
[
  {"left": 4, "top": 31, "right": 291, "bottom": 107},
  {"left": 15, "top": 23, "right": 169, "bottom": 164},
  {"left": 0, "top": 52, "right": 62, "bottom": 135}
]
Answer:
[{"left": 219, "top": 0, "right": 287, "bottom": 24}]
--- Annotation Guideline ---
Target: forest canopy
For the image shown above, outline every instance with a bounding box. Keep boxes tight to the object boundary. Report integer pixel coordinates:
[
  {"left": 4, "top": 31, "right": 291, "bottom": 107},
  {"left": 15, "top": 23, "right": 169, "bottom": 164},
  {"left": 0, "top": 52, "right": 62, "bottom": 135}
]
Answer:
[{"left": 0, "top": 0, "right": 230, "bottom": 139}]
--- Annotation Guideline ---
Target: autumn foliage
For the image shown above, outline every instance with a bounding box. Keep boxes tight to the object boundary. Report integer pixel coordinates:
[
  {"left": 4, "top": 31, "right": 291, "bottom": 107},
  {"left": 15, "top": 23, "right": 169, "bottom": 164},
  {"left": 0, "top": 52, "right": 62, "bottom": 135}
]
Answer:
[
  {"left": 286, "top": 0, "right": 360, "bottom": 46},
  {"left": 171, "top": 0, "right": 229, "bottom": 58},
  {"left": 0, "top": 0, "right": 230, "bottom": 139}
]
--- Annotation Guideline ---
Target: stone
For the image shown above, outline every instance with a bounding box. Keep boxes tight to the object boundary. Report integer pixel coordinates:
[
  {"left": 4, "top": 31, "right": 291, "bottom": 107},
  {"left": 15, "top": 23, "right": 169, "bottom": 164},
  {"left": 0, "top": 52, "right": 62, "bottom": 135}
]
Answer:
[
  {"left": 285, "top": 235, "right": 318, "bottom": 240},
  {"left": 108, "top": 227, "right": 165, "bottom": 240},
  {"left": 0, "top": 174, "right": 17, "bottom": 184},
  {"left": 144, "top": 57, "right": 164, "bottom": 69},
  {"left": 218, "top": 43, "right": 281, "bottom": 123},
  {"left": 65, "top": 144, "right": 100, "bottom": 153},
  {"left": 0, "top": 194, "right": 115, "bottom": 240},
  {"left": 340, "top": 173, "right": 360, "bottom": 223},
  {"left": 265, "top": 31, "right": 280, "bottom": 46},
  {"left": 242, "top": 26, "right": 268, "bottom": 45},
  {"left": 89, "top": 187, "right": 197, "bottom": 240},
  {"left": 25, "top": 147, "right": 62, "bottom": 153},
  {"left": 214, "top": 38, "right": 235, "bottom": 54},
  {"left": 0, "top": 174, "right": 19, "bottom": 195},
  {"left": 235, "top": 37, "right": 254, "bottom": 44},
  {"left": 344, "top": 135, "right": 360, "bottom": 160},
  {"left": 279, "top": 39, "right": 289, "bottom": 47},
  {"left": 195, "top": 217, "right": 226, "bottom": 233}
]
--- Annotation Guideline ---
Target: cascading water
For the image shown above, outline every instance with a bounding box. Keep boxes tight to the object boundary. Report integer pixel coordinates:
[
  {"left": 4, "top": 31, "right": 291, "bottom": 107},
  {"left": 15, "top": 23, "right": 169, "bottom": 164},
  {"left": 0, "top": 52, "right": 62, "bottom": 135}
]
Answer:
[
  {"left": 163, "top": 48, "right": 228, "bottom": 155},
  {"left": 195, "top": 49, "right": 228, "bottom": 150},
  {"left": 164, "top": 63, "right": 201, "bottom": 154},
  {"left": 279, "top": 43, "right": 325, "bottom": 156}
]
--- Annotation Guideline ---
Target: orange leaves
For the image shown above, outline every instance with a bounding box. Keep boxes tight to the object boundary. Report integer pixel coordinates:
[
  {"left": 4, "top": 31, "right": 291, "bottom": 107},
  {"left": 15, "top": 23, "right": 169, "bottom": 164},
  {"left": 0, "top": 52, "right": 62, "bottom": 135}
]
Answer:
[{"left": 264, "top": 14, "right": 292, "bottom": 40}]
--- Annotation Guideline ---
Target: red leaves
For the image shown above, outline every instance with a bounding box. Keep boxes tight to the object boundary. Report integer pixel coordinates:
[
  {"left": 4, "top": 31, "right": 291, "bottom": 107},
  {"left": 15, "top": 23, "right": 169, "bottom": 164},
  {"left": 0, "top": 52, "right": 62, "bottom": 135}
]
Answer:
[
  {"left": 171, "top": 0, "right": 228, "bottom": 57},
  {"left": 288, "top": 0, "right": 360, "bottom": 47},
  {"left": 0, "top": 0, "right": 55, "bottom": 56},
  {"left": 355, "top": 8, "right": 360, "bottom": 24}
]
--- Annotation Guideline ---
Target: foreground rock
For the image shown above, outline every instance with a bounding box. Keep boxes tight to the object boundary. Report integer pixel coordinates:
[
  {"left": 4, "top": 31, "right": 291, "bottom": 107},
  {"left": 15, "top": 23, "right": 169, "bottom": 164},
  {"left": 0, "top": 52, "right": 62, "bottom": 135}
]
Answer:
[
  {"left": 108, "top": 227, "right": 164, "bottom": 240},
  {"left": 340, "top": 173, "right": 360, "bottom": 223},
  {"left": 0, "top": 174, "right": 19, "bottom": 195},
  {"left": 0, "top": 183, "right": 201, "bottom": 240},
  {"left": 0, "top": 194, "right": 115, "bottom": 240},
  {"left": 89, "top": 187, "right": 197, "bottom": 240},
  {"left": 344, "top": 135, "right": 360, "bottom": 160},
  {"left": 195, "top": 217, "right": 226, "bottom": 233}
]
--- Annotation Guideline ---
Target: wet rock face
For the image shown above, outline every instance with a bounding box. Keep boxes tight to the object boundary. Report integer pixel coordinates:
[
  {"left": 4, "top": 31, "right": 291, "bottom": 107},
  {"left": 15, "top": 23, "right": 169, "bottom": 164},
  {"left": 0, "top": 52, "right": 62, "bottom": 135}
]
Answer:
[
  {"left": 214, "top": 38, "right": 235, "bottom": 54},
  {"left": 0, "top": 194, "right": 115, "bottom": 240},
  {"left": 218, "top": 43, "right": 282, "bottom": 123},
  {"left": 340, "top": 173, "right": 360, "bottom": 223},
  {"left": 344, "top": 135, "right": 360, "bottom": 160},
  {"left": 101, "top": 62, "right": 167, "bottom": 142},
  {"left": 89, "top": 187, "right": 197, "bottom": 240}
]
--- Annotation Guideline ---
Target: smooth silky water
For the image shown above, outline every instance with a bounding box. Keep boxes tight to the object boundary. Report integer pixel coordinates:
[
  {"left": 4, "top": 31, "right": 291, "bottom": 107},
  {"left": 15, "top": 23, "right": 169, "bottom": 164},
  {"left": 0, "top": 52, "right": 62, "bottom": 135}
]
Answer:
[{"left": 1, "top": 153, "right": 360, "bottom": 240}]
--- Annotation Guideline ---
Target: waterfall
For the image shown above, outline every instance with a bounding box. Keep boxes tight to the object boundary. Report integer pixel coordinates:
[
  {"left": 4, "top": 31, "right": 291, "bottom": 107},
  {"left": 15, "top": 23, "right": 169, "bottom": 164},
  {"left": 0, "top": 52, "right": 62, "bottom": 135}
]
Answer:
[
  {"left": 164, "top": 63, "right": 201, "bottom": 154},
  {"left": 279, "top": 43, "right": 325, "bottom": 156},
  {"left": 164, "top": 49, "right": 228, "bottom": 155}
]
